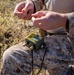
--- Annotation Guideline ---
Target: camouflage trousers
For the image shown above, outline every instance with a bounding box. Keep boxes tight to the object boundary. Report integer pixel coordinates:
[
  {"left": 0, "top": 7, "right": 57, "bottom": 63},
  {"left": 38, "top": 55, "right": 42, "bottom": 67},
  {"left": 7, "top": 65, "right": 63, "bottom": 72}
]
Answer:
[{"left": 1, "top": 35, "right": 74, "bottom": 75}]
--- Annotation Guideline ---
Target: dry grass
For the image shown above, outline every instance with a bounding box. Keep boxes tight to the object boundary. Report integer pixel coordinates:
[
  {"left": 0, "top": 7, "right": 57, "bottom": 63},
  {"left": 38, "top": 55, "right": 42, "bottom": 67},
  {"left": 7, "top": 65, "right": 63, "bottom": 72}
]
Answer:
[
  {"left": 0, "top": 0, "right": 49, "bottom": 75},
  {"left": 0, "top": 0, "right": 38, "bottom": 58}
]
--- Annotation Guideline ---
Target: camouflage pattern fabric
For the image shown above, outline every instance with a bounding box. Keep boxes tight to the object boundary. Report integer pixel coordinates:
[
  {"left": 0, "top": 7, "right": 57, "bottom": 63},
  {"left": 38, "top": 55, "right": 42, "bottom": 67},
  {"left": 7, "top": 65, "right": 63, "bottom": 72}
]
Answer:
[
  {"left": 1, "top": 0, "right": 74, "bottom": 75},
  {"left": 1, "top": 35, "right": 74, "bottom": 75}
]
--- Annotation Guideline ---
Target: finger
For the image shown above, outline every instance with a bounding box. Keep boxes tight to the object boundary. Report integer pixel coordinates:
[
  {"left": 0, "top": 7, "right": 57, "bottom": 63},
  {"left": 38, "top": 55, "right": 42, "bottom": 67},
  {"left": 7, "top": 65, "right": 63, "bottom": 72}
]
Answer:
[
  {"left": 32, "top": 11, "right": 46, "bottom": 18},
  {"left": 22, "top": 3, "right": 32, "bottom": 14},
  {"left": 31, "top": 16, "right": 45, "bottom": 27},
  {"left": 23, "top": 14, "right": 31, "bottom": 20},
  {"left": 22, "top": 7, "right": 27, "bottom": 13},
  {"left": 17, "top": 2, "right": 25, "bottom": 11},
  {"left": 14, "top": 11, "right": 23, "bottom": 15},
  {"left": 14, "top": 2, "right": 25, "bottom": 13},
  {"left": 32, "top": 17, "right": 48, "bottom": 30},
  {"left": 14, "top": 2, "right": 26, "bottom": 16},
  {"left": 31, "top": 16, "right": 45, "bottom": 23},
  {"left": 31, "top": 17, "right": 45, "bottom": 29}
]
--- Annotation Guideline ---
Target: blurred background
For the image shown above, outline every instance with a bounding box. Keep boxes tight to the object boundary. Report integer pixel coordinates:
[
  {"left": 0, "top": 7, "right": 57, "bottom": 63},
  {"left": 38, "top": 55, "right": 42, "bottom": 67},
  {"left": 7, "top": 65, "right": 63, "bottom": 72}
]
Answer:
[
  {"left": 0, "top": 0, "right": 39, "bottom": 71},
  {"left": 0, "top": 0, "right": 49, "bottom": 74}
]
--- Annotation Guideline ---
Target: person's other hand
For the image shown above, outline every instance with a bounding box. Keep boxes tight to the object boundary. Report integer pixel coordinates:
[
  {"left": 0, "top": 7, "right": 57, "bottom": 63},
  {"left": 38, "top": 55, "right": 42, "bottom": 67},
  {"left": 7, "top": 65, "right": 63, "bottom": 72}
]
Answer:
[
  {"left": 32, "top": 11, "right": 67, "bottom": 30},
  {"left": 14, "top": 1, "right": 34, "bottom": 20}
]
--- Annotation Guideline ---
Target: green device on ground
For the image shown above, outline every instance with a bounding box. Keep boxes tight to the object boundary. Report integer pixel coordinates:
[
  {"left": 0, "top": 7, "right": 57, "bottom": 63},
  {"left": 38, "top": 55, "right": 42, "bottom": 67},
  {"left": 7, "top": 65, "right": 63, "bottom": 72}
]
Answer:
[{"left": 25, "top": 33, "right": 44, "bottom": 50}]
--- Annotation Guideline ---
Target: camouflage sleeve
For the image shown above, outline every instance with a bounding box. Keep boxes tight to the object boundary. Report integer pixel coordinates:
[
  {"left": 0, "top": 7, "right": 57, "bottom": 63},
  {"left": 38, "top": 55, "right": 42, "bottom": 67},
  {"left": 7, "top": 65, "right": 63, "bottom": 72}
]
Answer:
[
  {"left": 26, "top": 0, "right": 44, "bottom": 12},
  {"left": 66, "top": 13, "right": 74, "bottom": 38}
]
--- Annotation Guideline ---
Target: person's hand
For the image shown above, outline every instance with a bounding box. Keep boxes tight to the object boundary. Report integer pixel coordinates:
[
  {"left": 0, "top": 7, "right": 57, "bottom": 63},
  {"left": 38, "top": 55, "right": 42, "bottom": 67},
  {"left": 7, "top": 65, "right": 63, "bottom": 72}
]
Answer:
[
  {"left": 14, "top": 1, "right": 34, "bottom": 20},
  {"left": 32, "top": 11, "right": 67, "bottom": 30}
]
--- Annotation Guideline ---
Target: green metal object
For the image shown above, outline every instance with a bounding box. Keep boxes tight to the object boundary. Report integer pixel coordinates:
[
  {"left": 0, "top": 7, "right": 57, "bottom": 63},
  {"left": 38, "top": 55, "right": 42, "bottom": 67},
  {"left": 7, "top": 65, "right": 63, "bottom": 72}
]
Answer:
[{"left": 25, "top": 33, "right": 44, "bottom": 50}]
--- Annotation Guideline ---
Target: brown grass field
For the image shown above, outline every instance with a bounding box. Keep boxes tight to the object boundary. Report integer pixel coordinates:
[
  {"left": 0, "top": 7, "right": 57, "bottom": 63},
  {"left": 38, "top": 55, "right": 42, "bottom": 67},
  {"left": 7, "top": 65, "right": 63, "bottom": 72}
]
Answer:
[{"left": 0, "top": 0, "right": 49, "bottom": 75}]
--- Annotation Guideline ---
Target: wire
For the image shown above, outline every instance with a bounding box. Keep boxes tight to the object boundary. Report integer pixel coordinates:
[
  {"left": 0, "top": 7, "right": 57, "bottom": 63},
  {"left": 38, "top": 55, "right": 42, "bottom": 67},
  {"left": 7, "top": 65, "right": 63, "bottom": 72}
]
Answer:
[
  {"left": 31, "top": 43, "right": 48, "bottom": 75},
  {"left": 36, "top": 43, "right": 47, "bottom": 75},
  {"left": 31, "top": 49, "right": 34, "bottom": 75}
]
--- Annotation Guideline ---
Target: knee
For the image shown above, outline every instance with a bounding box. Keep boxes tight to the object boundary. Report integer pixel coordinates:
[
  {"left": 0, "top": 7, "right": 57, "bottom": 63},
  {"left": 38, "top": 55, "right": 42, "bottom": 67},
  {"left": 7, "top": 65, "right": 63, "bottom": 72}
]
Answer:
[
  {"left": 1, "top": 43, "right": 31, "bottom": 75},
  {"left": 2, "top": 44, "right": 18, "bottom": 63},
  {"left": 1, "top": 45, "right": 18, "bottom": 72},
  {"left": 2, "top": 43, "right": 30, "bottom": 63}
]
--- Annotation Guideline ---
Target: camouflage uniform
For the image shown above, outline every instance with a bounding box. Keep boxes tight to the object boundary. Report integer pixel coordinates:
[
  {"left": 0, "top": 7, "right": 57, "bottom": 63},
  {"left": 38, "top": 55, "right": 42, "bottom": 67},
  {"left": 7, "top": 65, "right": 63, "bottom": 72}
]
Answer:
[{"left": 1, "top": 0, "right": 74, "bottom": 75}]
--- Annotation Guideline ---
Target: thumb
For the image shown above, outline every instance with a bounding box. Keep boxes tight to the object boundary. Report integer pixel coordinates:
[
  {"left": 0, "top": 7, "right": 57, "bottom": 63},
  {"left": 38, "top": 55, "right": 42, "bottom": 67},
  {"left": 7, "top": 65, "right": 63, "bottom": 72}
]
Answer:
[
  {"left": 22, "top": 3, "right": 32, "bottom": 14},
  {"left": 32, "top": 11, "right": 45, "bottom": 18},
  {"left": 22, "top": 5, "right": 28, "bottom": 13}
]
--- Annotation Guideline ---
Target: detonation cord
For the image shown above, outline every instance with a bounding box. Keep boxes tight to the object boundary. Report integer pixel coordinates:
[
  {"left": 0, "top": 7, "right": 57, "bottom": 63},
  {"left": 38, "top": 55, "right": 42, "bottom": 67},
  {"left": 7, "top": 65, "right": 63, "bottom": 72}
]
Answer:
[{"left": 31, "top": 43, "right": 48, "bottom": 75}]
